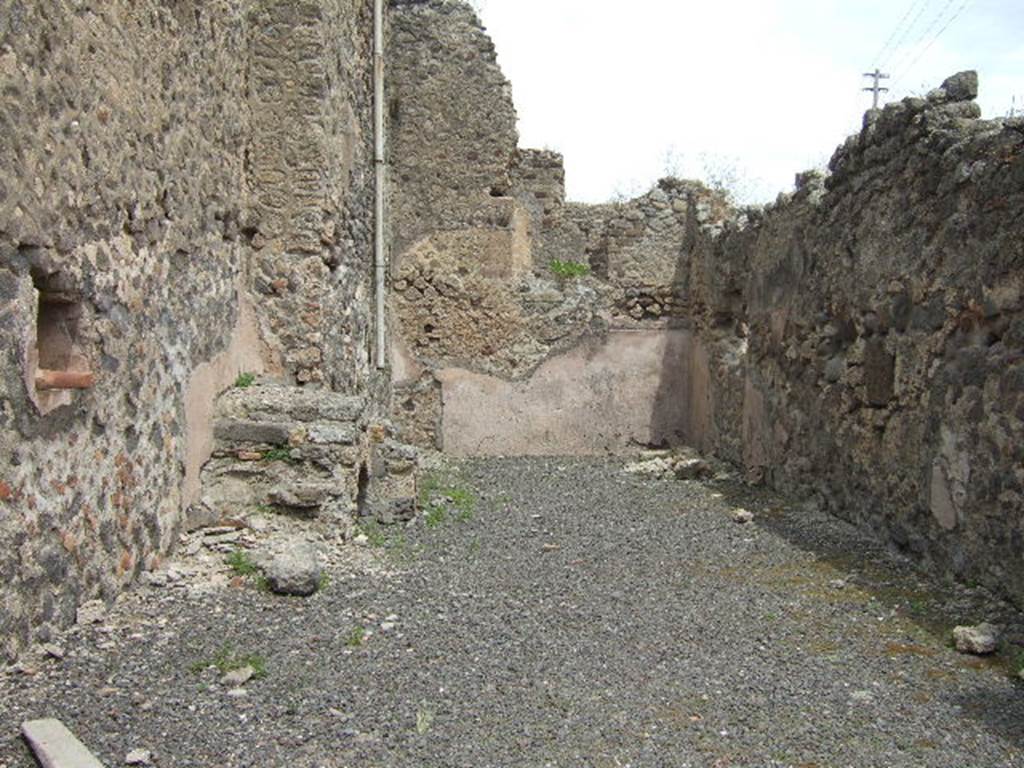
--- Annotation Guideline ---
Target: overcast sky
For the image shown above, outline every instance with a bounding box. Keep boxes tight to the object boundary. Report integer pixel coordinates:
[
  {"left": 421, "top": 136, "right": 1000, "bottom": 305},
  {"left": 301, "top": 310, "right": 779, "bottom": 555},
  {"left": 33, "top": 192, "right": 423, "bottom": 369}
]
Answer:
[{"left": 472, "top": 0, "right": 1024, "bottom": 204}]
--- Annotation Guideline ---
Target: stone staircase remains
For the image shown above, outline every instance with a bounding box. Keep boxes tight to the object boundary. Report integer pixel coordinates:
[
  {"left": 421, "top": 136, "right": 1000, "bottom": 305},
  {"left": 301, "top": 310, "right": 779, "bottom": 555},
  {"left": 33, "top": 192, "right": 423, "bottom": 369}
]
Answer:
[{"left": 194, "top": 384, "right": 418, "bottom": 530}]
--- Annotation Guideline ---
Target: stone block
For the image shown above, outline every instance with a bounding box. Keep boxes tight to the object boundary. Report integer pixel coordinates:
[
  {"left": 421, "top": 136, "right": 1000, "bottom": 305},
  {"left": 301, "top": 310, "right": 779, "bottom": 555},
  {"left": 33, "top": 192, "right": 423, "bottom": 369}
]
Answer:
[
  {"left": 941, "top": 70, "right": 978, "bottom": 102},
  {"left": 863, "top": 339, "right": 894, "bottom": 406},
  {"left": 217, "top": 386, "right": 364, "bottom": 424},
  {"left": 307, "top": 423, "right": 358, "bottom": 445},
  {"left": 21, "top": 719, "right": 106, "bottom": 768},
  {"left": 213, "top": 419, "right": 292, "bottom": 446}
]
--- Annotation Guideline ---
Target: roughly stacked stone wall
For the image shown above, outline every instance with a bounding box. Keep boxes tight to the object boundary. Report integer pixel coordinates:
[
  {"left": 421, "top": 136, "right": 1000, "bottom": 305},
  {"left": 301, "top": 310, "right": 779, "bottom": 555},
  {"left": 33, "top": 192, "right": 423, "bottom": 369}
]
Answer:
[
  {"left": 0, "top": 1, "right": 252, "bottom": 658},
  {"left": 684, "top": 76, "right": 1024, "bottom": 606},
  {"left": 0, "top": 0, "right": 381, "bottom": 659},
  {"left": 248, "top": 0, "right": 380, "bottom": 395}
]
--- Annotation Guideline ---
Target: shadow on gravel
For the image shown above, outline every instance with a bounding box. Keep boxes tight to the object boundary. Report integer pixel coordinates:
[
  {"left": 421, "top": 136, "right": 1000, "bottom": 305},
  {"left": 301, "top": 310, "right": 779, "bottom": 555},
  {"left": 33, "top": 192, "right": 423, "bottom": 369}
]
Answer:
[
  {"left": 707, "top": 475, "right": 1024, "bottom": 747},
  {"left": 949, "top": 688, "right": 1024, "bottom": 747}
]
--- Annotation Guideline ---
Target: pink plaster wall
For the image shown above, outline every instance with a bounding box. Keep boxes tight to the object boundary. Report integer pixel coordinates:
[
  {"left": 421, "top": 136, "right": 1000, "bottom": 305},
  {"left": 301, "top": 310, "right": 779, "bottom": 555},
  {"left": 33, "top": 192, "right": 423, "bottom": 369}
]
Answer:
[{"left": 436, "top": 329, "right": 703, "bottom": 456}]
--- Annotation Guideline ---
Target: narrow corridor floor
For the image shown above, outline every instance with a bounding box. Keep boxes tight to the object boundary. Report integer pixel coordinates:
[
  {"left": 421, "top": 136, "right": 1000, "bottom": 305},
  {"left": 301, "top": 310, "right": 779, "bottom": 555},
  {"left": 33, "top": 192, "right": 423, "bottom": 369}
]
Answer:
[{"left": 2, "top": 457, "right": 1023, "bottom": 767}]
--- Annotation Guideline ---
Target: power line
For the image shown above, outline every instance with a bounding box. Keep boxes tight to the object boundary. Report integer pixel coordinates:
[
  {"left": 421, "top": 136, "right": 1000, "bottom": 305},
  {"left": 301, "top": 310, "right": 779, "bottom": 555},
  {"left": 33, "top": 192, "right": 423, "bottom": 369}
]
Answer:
[
  {"left": 893, "top": 0, "right": 974, "bottom": 84},
  {"left": 879, "top": 0, "right": 936, "bottom": 71},
  {"left": 873, "top": 0, "right": 930, "bottom": 70},
  {"left": 886, "top": 0, "right": 957, "bottom": 78}
]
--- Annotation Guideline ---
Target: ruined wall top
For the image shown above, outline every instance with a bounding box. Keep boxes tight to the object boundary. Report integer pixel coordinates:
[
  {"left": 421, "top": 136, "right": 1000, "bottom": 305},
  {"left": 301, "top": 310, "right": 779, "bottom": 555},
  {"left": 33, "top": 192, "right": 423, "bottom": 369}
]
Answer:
[{"left": 388, "top": 0, "right": 519, "bottom": 255}]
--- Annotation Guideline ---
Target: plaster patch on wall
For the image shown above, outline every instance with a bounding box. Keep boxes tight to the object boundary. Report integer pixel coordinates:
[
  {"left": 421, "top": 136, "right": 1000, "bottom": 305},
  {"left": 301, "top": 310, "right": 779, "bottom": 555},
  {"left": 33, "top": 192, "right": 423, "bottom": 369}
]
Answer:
[
  {"left": 183, "top": 293, "right": 272, "bottom": 514},
  {"left": 437, "top": 329, "right": 692, "bottom": 456}
]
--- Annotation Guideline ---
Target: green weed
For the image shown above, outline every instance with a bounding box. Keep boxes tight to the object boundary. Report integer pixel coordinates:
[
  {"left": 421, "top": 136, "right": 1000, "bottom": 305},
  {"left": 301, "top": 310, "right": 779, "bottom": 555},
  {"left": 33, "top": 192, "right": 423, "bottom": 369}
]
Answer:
[
  {"left": 190, "top": 645, "right": 267, "bottom": 679},
  {"left": 357, "top": 519, "right": 389, "bottom": 547},
  {"left": 234, "top": 372, "right": 256, "bottom": 388},
  {"left": 346, "top": 626, "right": 366, "bottom": 648},
  {"left": 419, "top": 472, "right": 477, "bottom": 528},
  {"left": 416, "top": 704, "right": 435, "bottom": 735},
  {"left": 225, "top": 549, "right": 260, "bottom": 577},
  {"left": 548, "top": 259, "right": 590, "bottom": 279},
  {"left": 262, "top": 448, "right": 295, "bottom": 463}
]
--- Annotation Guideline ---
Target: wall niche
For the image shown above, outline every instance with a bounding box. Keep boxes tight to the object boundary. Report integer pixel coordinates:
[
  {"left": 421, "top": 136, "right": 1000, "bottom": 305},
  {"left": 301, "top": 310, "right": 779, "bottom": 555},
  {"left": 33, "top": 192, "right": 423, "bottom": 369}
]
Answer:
[{"left": 26, "top": 270, "right": 94, "bottom": 415}]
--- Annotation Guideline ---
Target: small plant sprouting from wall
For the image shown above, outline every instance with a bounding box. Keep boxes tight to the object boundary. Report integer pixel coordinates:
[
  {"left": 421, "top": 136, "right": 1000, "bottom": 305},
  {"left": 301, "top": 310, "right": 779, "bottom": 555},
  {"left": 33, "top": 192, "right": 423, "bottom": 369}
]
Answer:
[
  {"left": 548, "top": 259, "right": 591, "bottom": 280},
  {"left": 262, "top": 447, "right": 296, "bottom": 463},
  {"left": 234, "top": 372, "right": 256, "bottom": 388}
]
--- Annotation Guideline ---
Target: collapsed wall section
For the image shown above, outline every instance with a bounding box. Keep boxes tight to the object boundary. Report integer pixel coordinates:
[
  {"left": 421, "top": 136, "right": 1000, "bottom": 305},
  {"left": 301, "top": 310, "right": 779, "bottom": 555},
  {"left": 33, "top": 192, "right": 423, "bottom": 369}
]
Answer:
[{"left": 386, "top": 0, "right": 733, "bottom": 452}]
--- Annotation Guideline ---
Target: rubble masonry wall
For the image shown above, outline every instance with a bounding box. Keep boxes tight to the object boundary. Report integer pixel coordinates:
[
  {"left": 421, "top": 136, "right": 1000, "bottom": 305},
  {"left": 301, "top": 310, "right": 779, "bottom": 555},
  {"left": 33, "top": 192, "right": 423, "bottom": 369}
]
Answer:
[{"left": 0, "top": 0, "right": 380, "bottom": 659}]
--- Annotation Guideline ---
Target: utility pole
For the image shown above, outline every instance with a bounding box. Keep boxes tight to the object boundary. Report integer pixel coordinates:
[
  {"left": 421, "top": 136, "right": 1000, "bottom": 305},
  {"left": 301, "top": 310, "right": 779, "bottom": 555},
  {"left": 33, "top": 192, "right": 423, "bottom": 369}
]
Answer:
[
  {"left": 1010, "top": 96, "right": 1020, "bottom": 119},
  {"left": 862, "top": 69, "right": 891, "bottom": 109}
]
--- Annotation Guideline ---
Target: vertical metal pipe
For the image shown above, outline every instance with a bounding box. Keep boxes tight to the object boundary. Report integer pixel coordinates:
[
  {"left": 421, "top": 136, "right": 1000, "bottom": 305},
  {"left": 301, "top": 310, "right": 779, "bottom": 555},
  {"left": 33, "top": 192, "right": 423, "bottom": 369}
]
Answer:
[{"left": 373, "top": 0, "right": 387, "bottom": 369}]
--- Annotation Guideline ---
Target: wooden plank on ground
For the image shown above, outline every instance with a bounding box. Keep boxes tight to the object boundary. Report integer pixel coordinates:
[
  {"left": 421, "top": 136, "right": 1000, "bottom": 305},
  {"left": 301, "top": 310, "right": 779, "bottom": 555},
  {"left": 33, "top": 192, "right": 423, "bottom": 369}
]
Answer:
[{"left": 20, "top": 719, "right": 106, "bottom": 768}]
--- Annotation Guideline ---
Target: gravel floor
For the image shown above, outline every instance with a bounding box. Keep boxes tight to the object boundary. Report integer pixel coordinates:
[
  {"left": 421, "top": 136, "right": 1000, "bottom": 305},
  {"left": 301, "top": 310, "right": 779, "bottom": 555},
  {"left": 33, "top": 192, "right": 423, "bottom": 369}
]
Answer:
[{"left": 2, "top": 456, "right": 1023, "bottom": 768}]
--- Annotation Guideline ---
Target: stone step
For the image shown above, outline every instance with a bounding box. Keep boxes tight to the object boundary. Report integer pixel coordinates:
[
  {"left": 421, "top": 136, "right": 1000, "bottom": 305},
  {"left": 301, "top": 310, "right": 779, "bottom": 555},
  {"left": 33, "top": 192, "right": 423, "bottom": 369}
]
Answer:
[
  {"left": 216, "top": 385, "right": 364, "bottom": 425},
  {"left": 211, "top": 418, "right": 359, "bottom": 451},
  {"left": 197, "top": 383, "right": 420, "bottom": 529}
]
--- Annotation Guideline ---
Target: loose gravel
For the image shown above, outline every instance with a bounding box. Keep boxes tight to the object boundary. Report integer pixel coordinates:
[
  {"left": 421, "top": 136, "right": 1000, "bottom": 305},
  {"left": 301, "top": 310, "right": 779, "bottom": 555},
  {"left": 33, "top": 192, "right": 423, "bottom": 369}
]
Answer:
[{"left": 2, "top": 456, "right": 1023, "bottom": 767}]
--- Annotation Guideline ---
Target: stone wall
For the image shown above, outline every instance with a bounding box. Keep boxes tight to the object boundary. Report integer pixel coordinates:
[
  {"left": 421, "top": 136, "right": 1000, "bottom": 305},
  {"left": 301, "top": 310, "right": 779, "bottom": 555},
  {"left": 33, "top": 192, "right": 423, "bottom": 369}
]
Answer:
[
  {"left": 0, "top": 0, "right": 380, "bottom": 659},
  {"left": 249, "top": 0, "right": 381, "bottom": 394},
  {"left": 386, "top": 0, "right": 729, "bottom": 450},
  {"left": 683, "top": 73, "right": 1024, "bottom": 607}
]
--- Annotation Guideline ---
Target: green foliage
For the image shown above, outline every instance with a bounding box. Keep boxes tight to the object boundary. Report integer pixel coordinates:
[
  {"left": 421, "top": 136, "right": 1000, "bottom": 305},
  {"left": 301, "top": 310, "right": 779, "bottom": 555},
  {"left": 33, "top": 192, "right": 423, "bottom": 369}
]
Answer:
[
  {"left": 548, "top": 259, "right": 591, "bottom": 280},
  {"left": 345, "top": 626, "right": 366, "bottom": 647},
  {"left": 234, "top": 372, "right": 256, "bottom": 388},
  {"left": 262, "top": 448, "right": 295, "bottom": 463},
  {"left": 356, "top": 519, "right": 411, "bottom": 563},
  {"left": 190, "top": 645, "right": 268, "bottom": 679},
  {"left": 357, "top": 519, "right": 388, "bottom": 547},
  {"left": 225, "top": 549, "right": 260, "bottom": 577},
  {"left": 419, "top": 472, "right": 477, "bottom": 528},
  {"left": 416, "top": 704, "right": 435, "bottom": 735},
  {"left": 1014, "top": 649, "right": 1024, "bottom": 676}
]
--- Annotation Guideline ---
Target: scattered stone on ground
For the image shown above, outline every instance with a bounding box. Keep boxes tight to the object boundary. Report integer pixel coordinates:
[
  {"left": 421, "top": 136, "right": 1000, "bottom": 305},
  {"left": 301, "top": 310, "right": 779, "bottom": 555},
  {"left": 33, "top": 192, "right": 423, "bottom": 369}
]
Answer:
[
  {"left": 953, "top": 622, "right": 1000, "bottom": 655},
  {"left": 2, "top": 458, "right": 1023, "bottom": 767},
  {"left": 20, "top": 719, "right": 105, "bottom": 768},
  {"left": 124, "top": 748, "right": 152, "bottom": 765},
  {"left": 220, "top": 666, "right": 254, "bottom": 687},
  {"left": 74, "top": 601, "right": 106, "bottom": 626},
  {"left": 262, "top": 543, "right": 323, "bottom": 597},
  {"left": 732, "top": 508, "right": 755, "bottom": 525},
  {"left": 623, "top": 447, "right": 712, "bottom": 481}
]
